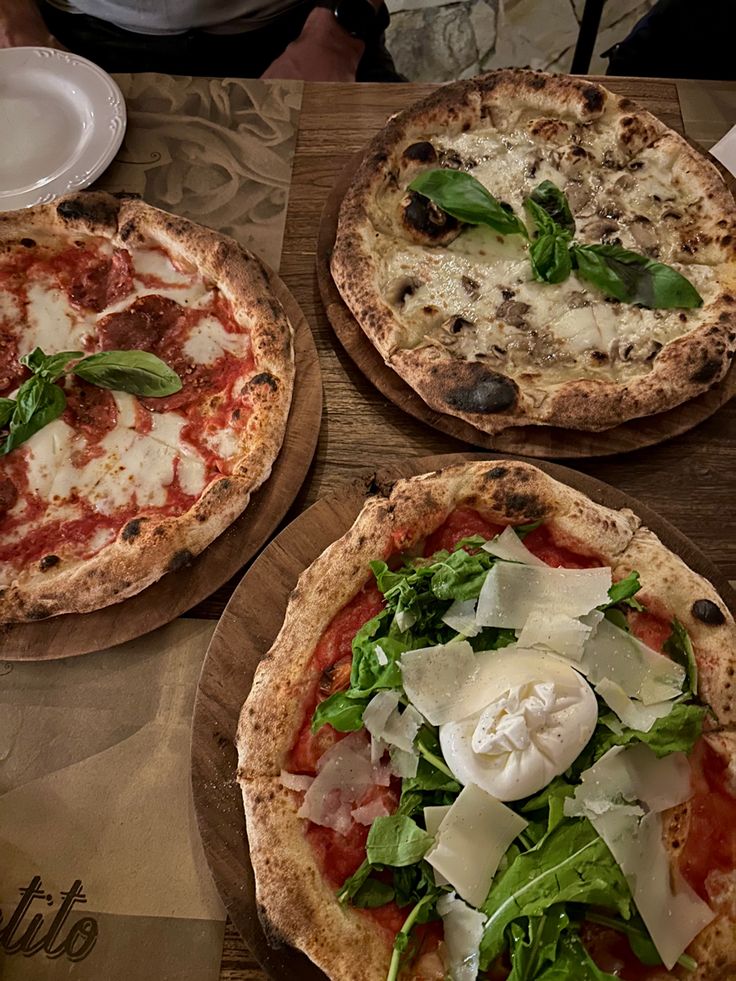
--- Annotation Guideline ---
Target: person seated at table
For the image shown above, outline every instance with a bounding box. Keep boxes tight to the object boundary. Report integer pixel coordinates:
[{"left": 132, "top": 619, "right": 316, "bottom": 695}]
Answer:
[{"left": 0, "top": 0, "right": 403, "bottom": 82}]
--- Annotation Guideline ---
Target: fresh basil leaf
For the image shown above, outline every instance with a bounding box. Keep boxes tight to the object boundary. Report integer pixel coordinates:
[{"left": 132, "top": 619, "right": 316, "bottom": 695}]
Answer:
[
  {"left": 479, "top": 819, "right": 631, "bottom": 967},
  {"left": 507, "top": 907, "right": 570, "bottom": 981},
  {"left": 591, "top": 701, "right": 706, "bottom": 759},
  {"left": 527, "top": 181, "right": 575, "bottom": 235},
  {"left": 0, "top": 398, "right": 15, "bottom": 429},
  {"left": 571, "top": 244, "right": 703, "bottom": 309},
  {"left": 0, "top": 379, "right": 67, "bottom": 456},
  {"left": 352, "top": 877, "right": 395, "bottom": 909},
  {"left": 409, "top": 169, "right": 528, "bottom": 238},
  {"left": 73, "top": 350, "right": 182, "bottom": 397},
  {"left": 535, "top": 932, "right": 618, "bottom": 980},
  {"left": 311, "top": 691, "right": 368, "bottom": 733},
  {"left": 602, "top": 571, "right": 645, "bottom": 611},
  {"left": 529, "top": 232, "right": 573, "bottom": 284},
  {"left": 20, "top": 348, "right": 83, "bottom": 382},
  {"left": 663, "top": 619, "right": 698, "bottom": 695},
  {"left": 366, "top": 814, "right": 434, "bottom": 867}
]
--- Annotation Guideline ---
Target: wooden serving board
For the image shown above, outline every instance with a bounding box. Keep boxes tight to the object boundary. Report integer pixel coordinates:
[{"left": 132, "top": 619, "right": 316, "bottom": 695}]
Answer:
[
  {"left": 0, "top": 269, "right": 322, "bottom": 661},
  {"left": 191, "top": 451, "right": 736, "bottom": 981},
  {"left": 316, "top": 151, "right": 736, "bottom": 459}
]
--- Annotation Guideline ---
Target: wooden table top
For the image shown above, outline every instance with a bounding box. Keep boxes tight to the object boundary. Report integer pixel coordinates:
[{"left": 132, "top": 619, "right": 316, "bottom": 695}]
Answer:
[{"left": 212, "top": 76, "right": 736, "bottom": 981}]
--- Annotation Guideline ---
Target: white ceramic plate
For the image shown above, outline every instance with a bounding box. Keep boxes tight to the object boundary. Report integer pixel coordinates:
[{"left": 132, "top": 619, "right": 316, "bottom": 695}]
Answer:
[{"left": 0, "top": 47, "right": 126, "bottom": 211}]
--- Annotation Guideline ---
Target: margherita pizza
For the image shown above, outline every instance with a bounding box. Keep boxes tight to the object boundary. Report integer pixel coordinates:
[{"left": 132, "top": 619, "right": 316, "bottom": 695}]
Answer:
[
  {"left": 331, "top": 71, "right": 736, "bottom": 434},
  {"left": 238, "top": 460, "right": 736, "bottom": 981},
  {"left": 0, "top": 191, "right": 294, "bottom": 622}
]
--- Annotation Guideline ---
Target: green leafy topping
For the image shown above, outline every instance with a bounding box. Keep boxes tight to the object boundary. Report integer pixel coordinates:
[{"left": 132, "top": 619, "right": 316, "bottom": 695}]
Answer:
[
  {"left": 1, "top": 376, "right": 67, "bottom": 456},
  {"left": 663, "top": 618, "right": 698, "bottom": 695},
  {"left": 507, "top": 906, "right": 570, "bottom": 981},
  {"left": 365, "top": 814, "right": 434, "bottom": 867},
  {"left": 534, "top": 932, "right": 619, "bottom": 980},
  {"left": 570, "top": 243, "right": 703, "bottom": 309},
  {"left": 408, "top": 169, "right": 528, "bottom": 237},
  {"left": 479, "top": 818, "right": 631, "bottom": 968},
  {"left": 529, "top": 232, "right": 573, "bottom": 284},
  {"left": 602, "top": 571, "right": 645, "bottom": 611},
  {"left": 523, "top": 184, "right": 575, "bottom": 285},
  {"left": 589, "top": 702, "right": 707, "bottom": 760},
  {"left": 586, "top": 912, "right": 698, "bottom": 971},
  {"left": 72, "top": 349, "right": 183, "bottom": 397},
  {"left": 386, "top": 891, "right": 440, "bottom": 981},
  {"left": 310, "top": 691, "right": 368, "bottom": 733}
]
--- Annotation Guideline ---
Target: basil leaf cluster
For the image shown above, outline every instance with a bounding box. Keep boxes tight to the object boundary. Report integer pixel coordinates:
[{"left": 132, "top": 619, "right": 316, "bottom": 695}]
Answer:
[
  {"left": 0, "top": 347, "right": 182, "bottom": 456},
  {"left": 405, "top": 169, "right": 702, "bottom": 309}
]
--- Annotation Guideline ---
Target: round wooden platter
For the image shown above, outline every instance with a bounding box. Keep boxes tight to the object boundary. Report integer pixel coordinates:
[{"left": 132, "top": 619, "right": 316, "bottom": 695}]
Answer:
[
  {"left": 191, "top": 451, "right": 736, "bottom": 981},
  {"left": 316, "top": 150, "right": 736, "bottom": 458},
  {"left": 0, "top": 268, "right": 322, "bottom": 661}
]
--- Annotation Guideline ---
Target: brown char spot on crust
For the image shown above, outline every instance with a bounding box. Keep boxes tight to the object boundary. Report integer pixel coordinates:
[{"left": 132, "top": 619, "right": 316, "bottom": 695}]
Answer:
[
  {"left": 692, "top": 599, "right": 726, "bottom": 625},
  {"left": 251, "top": 372, "right": 278, "bottom": 390},
  {"left": 39, "top": 555, "right": 60, "bottom": 571},
  {"left": 27, "top": 604, "right": 51, "bottom": 621},
  {"left": 20, "top": 237, "right": 35, "bottom": 248},
  {"left": 122, "top": 518, "right": 144, "bottom": 542},
  {"left": 402, "top": 141, "right": 437, "bottom": 165},
  {"left": 485, "top": 466, "right": 508, "bottom": 479},
  {"left": 582, "top": 85, "right": 604, "bottom": 113},
  {"left": 438, "top": 361, "right": 518, "bottom": 414},
  {"left": 690, "top": 359, "right": 722, "bottom": 383},
  {"left": 496, "top": 492, "right": 545, "bottom": 520},
  {"left": 57, "top": 195, "right": 118, "bottom": 227},
  {"left": 166, "top": 549, "right": 194, "bottom": 572}
]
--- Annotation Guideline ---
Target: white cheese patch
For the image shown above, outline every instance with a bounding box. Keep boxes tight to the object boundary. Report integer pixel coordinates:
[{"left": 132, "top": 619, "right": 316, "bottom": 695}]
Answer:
[
  {"left": 362, "top": 690, "right": 422, "bottom": 754},
  {"left": 131, "top": 247, "right": 196, "bottom": 285},
  {"left": 425, "top": 783, "right": 527, "bottom": 908},
  {"left": 183, "top": 315, "right": 249, "bottom": 365},
  {"left": 112, "top": 391, "right": 138, "bottom": 429},
  {"left": 579, "top": 616, "right": 685, "bottom": 703},
  {"left": 25, "top": 283, "right": 90, "bottom": 351},
  {"left": 394, "top": 608, "right": 417, "bottom": 633},
  {"left": 439, "top": 649, "right": 597, "bottom": 801},
  {"left": 475, "top": 563, "right": 612, "bottom": 630},
  {"left": 279, "top": 771, "right": 314, "bottom": 792},
  {"left": 400, "top": 641, "right": 492, "bottom": 725},
  {"left": 442, "top": 598, "right": 481, "bottom": 638},
  {"left": 436, "top": 893, "right": 486, "bottom": 981},
  {"left": 481, "top": 526, "right": 546, "bottom": 566},
  {"left": 22, "top": 419, "right": 77, "bottom": 500},
  {"left": 565, "top": 745, "right": 712, "bottom": 969},
  {"left": 423, "top": 805, "right": 451, "bottom": 887},
  {"left": 595, "top": 678, "right": 674, "bottom": 732},
  {"left": 516, "top": 611, "right": 597, "bottom": 661}
]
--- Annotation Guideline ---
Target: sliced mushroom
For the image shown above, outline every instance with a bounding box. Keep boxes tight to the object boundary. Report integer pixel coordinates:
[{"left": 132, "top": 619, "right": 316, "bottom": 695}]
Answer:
[
  {"left": 565, "top": 180, "right": 592, "bottom": 215},
  {"left": 496, "top": 299, "right": 531, "bottom": 328},
  {"left": 567, "top": 291, "right": 590, "bottom": 309},
  {"left": 440, "top": 315, "right": 473, "bottom": 334},
  {"left": 461, "top": 275, "right": 480, "bottom": 299},
  {"left": 386, "top": 275, "right": 421, "bottom": 306},
  {"left": 629, "top": 215, "right": 658, "bottom": 255},
  {"left": 401, "top": 191, "right": 462, "bottom": 246},
  {"left": 582, "top": 217, "right": 620, "bottom": 242}
]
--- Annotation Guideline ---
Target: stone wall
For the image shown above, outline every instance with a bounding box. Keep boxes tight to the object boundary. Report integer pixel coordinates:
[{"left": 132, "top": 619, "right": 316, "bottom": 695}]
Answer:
[{"left": 385, "top": 0, "right": 658, "bottom": 83}]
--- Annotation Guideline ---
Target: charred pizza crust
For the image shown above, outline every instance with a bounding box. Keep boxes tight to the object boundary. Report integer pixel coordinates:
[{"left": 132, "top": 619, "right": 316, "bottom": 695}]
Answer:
[
  {"left": 237, "top": 460, "right": 736, "bottom": 981},
  {"left": 0, "top": 192, "right": 294, "bottom": 622},
  {"left": 331, "top": 71, "right": 736, "bottom": 434}
]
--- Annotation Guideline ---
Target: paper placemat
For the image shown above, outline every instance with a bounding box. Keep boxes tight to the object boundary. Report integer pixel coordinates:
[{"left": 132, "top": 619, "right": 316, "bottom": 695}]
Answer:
[
  {"left": 0, "top": 618, "right": 225, "bottom": 981},
  {"left": 96, "top": 76, "right": 304, "bottom": 270}
]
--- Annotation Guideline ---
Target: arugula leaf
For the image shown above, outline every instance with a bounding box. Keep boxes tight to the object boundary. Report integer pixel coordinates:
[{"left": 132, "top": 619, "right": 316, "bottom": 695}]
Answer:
[
  {"left": 408, "top": 169, "right": 528, "bottom": 238},
  {"left": 73, "top": 349, "right": 182, "bottom": 397},
  {"left": 507, "top": 907, "right": 570, "bottom": 981},
  {"left": 402, "top": 755, "right": 461, "bottom": 795},
  {"left": 349, "top": 613, "right": 407, "bottom": 696},
  {"left": 590, "top": 702, "right": 707, "bottom": 759},
  {"left": 337, "top": 858, "right": 373, "bottom": 904},
  {"left": 311, "top": 691, "right": 368, "bottom": 733},
  {"left": 515, "top": 519, "right": 543, "bottom": 539},
  {"left": 352, "top": 877, "right": 395, "bottom": 909},
  {"left": 386, "top": 891, "right": 440, "bottom": 981},
  {"left": 521, "top": 777, "right": 575, "bottom": 835},
  {"left": 365, "top": 814, "right": 434, "bottom": 867},
  {"left": 20, "top": 347, "right": 83, "bottom": 382},
  {"left": 602, "top": 571, "right": 645, "bottom": 611},
  {"left": 0, "top": 398, "right": 14, "bottom": 429},
  {"left": 663, "top": 619, "right": 698, "bottom": 695},
  {"left": 430, "top": 547, "right": 494, "bottom": 601},
  {"left": 0, "top": 378, "right": 67, "bottom": 456},
  {"left": 526, "top": 181, "right": 575, "bottom": 235},
  {"left": 535, "top": 932, "right": 618, "bottom": 980},
  {"left": 529, "top": 232, "right": 573, "bottom": 284},
  {"left": 479, "top": 818, "right": 631, "bottom": 967},
  {"left": 571, "top": 244, "right": 703, "bottom": 309}
]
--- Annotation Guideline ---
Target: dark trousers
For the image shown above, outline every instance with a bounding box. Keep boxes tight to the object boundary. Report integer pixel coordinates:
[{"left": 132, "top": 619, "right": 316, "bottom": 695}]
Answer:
[{"left": 39, "top": 0, "right": 404, "bottom": 81}]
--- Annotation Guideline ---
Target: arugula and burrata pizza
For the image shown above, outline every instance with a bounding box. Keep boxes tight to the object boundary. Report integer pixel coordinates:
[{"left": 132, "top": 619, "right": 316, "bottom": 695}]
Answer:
[{"left": 237, "top": 461, "right": 736, "bottom": 981}]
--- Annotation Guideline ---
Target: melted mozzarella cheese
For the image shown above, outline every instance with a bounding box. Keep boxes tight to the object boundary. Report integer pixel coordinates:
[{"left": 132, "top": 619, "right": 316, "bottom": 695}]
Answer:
[
  {"left": 439, "top": 649, "right": 597, "bottom": 801},
  {"left": 425, "top": 783, "right": 527, "bottom": 907},
  {"left": 183, "top": 315, "right": 249, "bottom": 364},
  {"left": 25, "top": 284, "right": 90, "bottom": 351},
  {"left": 23, "top": 419, "right": 77, "bottom": 499},
  {"left": 131, "top": 247, "right": 195, "bottom": 284}
]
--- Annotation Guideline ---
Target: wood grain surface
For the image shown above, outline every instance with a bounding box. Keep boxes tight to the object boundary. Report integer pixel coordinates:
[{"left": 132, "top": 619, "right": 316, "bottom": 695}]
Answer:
[
  {"left": 0, "top": 270, "right": 321, "bottom": 659},
  {"left": 210, "top": 77, "right": 736, "bottom": 981},
  {"left": 195, "top": 452, "right": 736, "bottom": 981},
  {"left": 316, "top": 147, "right": 736, "bottom": 458}
]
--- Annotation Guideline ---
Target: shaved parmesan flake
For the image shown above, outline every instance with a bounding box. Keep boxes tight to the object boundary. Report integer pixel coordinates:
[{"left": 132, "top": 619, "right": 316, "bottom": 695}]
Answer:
[
  {"left": 481, "top": 526, "right": 546, "bottom": 567},
  {"left": 389, "top": 746, "right": 419, "bottom": 778},
  {"left": 565, "top": 745, "right": 711, "bottom": 969},
  {"left": 475, "top": 563, "right": 611, "bottom": 629},
  {"left": 580, "top": 616, "right": 685, "bottom": 704},
  {"left": 351, "top": 797, "right": 391, "bottom": 826},
  {"left": 279, "top": 771, "right": 314, "bottom": 792},
  {"left": 516, "top": 611, "right": 596, "bottom": 661},
  {"left": 425, "top": 783, "right": 527, "bottom": 907},
  {"left": 436, "top": 893, "right": 486, "bottom": 981},
  {"left": 595, "top": 678, "right": 674, "bottom": 732},
  {"left": 400, "top": 641, "right": 490, "bottom": 725},
  {"left": 395, "top": 609, "right": 417, "bottom": 633},
  {"left": 424, "top": 805, "right": 451, "bottom": 886},
  {"left": 375, "top": 645, "right": 389, "bottom": 666},
  {"left": 297, "top": 733, "right": 391, "bottom": 836},
  {"left": 363, "top": 691, "right": 422, "bottom": 753},
  {"left": 442, "top": 598, "right": 481, "bottom": 637}
]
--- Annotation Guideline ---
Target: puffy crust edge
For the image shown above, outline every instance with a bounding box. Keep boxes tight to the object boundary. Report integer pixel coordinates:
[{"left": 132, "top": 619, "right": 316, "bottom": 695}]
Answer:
[
  {"left": 0, "top": 191, "right": 295, "bottom": 622},
  {"left": 330, "top": 70, "right": 736, "bottom": 434}
]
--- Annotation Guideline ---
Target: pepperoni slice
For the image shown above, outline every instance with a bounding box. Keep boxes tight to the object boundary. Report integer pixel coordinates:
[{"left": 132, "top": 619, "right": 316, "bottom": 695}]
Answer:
[
  {"left": 97, "top": 294, "right": 186, "bottom": 352},
  {"left": 63, "top": 380, "right": 117, "bottom": 444},
  {"left": 68, "top": 248, "right": 134, "bottom": 312}
]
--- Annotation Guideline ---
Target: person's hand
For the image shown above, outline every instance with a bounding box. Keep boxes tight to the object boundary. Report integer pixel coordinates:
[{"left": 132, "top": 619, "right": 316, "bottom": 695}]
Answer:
[
  {"left": 0, "top": 0, "right": 60, "bottom": 48},
  {"left": 261, "top": 7, "right": 365, "bottom": 82}
]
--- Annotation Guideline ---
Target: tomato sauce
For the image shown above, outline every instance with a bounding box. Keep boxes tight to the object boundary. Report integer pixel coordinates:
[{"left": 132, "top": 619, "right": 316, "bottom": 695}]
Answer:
[{"left": 582, "top": 923, "right": 669, "bottom": 980}]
